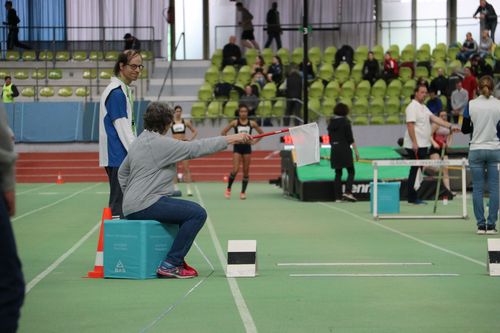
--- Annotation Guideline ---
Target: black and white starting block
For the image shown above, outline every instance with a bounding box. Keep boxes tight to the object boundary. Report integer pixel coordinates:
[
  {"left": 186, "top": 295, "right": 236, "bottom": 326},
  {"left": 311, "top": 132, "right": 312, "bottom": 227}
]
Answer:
[
  {"left": 487, "top": 239, "right": 500, "bottom": 276},
  {"left": 226, "top": 240, "right": 257, "bottom": 277}
]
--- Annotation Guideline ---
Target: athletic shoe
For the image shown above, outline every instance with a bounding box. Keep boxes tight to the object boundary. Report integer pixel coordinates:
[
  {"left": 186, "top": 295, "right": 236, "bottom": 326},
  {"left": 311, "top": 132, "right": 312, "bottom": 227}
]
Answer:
[
  {"left": 183, "top": 261, "right": 198, "bottom": 276},
  {"left": 240, "top": 192, "right": 247, "bottom": 200},
  {"left": 225, "top": 189, "right": 231, "bottom": 199},
  {"left": 187, "top": 189, "right": 193, "bottom": 197},
  {"left": 486, "top": 225, "right": 498, "bottom": 235},
  {"left": 409, "top": 199, "right": 427, "bottom": 205},
  {"left": 335, "top": 200, "right": 342, "bottom": 203},
  {"left": 157, "top": 261, "right": 196, "bottom": 279},
  {"left": 342, "top": 193, "right": 357, "bottom": 202},
  {"left": 477, "top": 225, "right": 487, "bottom": 235}
]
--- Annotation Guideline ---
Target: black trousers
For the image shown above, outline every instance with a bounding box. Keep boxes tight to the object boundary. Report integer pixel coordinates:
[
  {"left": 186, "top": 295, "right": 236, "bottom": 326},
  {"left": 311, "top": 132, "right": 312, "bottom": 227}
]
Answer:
[
  {"left": 334, "top": 167, "right": 355, "bottom": 201},
  {"left": 264, "top": 32, "right": 282, "bottom": 49},
  {"left": 405, "top": 147, "right": 429, "bottom": 203},
  {"left": 105, "top": 167, "right": 124, "bottom": 218},
  {"left": 7, "top": 28, "right": 30, "bottom": 50},
  {"left": 285, "top": 100, "right": 301, "bottom": 126},
  {"left": 0, "top": 196, "right": 25, "bottom": 333}
]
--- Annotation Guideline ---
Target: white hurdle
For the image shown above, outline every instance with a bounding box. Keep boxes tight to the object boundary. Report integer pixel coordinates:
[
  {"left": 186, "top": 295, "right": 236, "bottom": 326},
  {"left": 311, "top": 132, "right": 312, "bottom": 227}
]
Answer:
[{"left": 372, "top": 158, "right": 469, "bottom": 220}]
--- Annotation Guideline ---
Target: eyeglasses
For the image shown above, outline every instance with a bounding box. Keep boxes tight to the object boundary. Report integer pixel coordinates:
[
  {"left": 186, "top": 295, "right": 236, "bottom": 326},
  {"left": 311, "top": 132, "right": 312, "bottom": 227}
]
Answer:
[{"left": 127, "top": 64, "right": 144, "bottom": 71}]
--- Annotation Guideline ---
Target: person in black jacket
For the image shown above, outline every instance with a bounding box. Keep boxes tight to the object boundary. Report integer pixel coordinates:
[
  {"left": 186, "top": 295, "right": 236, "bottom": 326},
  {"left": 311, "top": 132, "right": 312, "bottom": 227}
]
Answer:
[
  {"left": 362, "top": 51, "right": 379, "bottom": 85},
  {"left": 222, "top": 35, "right": 245, "bottom": 68},
  {"left": 123, "top": 33, "right": 141, "bottom": 51},
  {"left": 285, "top": 66, "right": 302, "bottom": 126},
  {"left": 3, "top": 1, "right": 30, "bottom": 50},
  {"left": 264, "top": 2, "right": 282, "bottom": 49},
  {"left": 328, "top": 103, "right": 360, "bottom": 202},
  {"left": 474, "top": 0, "right": 498, "bottom": 42}
]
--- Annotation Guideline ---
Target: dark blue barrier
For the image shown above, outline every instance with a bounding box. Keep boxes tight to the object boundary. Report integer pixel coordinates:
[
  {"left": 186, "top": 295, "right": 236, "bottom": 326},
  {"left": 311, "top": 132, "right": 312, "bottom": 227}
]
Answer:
[{"left": 5, "top": 101, "right": 150, "bottom": 143}]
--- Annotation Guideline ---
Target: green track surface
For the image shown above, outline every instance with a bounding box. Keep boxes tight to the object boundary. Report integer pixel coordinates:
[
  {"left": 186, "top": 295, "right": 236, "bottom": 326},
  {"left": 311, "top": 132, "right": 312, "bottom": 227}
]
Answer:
[{"left": 13, "top": 182, "right": 500, "bottom": 333}]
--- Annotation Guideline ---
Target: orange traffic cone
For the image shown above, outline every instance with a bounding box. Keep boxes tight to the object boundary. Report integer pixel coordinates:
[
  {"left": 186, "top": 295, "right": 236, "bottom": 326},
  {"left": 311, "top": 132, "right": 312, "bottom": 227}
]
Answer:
[
  {"left": 56, "top": 172, "right": 64, "bottom": 184},
  {"left": 87, "top": 207, "right": 112, "bottom": 278}
]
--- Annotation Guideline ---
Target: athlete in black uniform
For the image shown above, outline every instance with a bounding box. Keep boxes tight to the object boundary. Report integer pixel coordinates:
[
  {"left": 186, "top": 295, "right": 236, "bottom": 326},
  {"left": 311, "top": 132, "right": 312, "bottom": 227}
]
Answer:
[
  {"left": 171, "top": 105, "right": 198, "bottom": 196},
  {"left": 221, "top": 104, "right": 263, "bottom": 199}
]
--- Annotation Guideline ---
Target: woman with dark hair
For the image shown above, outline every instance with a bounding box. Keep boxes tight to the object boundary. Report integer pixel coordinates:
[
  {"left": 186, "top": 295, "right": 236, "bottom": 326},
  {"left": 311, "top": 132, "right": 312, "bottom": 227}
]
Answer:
[
  {"left": 267, "top": 55, "right": 283, "bottom": 84},
  {"left": 328, "top": 103, "right": 360, "bottom": 202},
  {"left": 118, "top": 102, "right": 251, "bottom": 278},
  {"left": 221, "top": 104, "right": 264, "bottom": 200},
  {"left": 171, "top": 105, "right": 198, "bottom": 196}
]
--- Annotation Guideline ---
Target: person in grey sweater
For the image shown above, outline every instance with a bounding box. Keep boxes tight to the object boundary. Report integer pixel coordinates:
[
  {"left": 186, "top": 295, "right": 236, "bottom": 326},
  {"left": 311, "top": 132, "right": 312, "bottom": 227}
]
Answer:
[
  {"left": 118, "top": 102, "right": 251, "bottom": 279},
  {"left": 451, "top": 80, "right": 469, "bottom": 123},
  {"left": 0, "top": 103, "right": 25, "bottom": 333}
]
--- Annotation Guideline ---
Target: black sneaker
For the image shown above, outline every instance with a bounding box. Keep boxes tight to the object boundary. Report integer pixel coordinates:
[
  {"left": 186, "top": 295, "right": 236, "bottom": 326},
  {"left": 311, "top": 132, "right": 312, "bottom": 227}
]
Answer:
[
  {"left": 486, "top": 225, "right": 498, "bottom": 235},
  {"left": 477, "top": 225, "right": 487, "bottom": 235}
]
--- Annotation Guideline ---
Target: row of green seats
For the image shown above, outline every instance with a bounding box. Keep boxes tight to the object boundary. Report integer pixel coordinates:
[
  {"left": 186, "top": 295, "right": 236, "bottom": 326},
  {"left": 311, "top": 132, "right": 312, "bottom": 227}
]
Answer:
[
  {"left": 18, "top": 86, "right": 90, "bottom": 97},
  {"left": 2, "top": 50, "right": 154, "bottom": 62}
]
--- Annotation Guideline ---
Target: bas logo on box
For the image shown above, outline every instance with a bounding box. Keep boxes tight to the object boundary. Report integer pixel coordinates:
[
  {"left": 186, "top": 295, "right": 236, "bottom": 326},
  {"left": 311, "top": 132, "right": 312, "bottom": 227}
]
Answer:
[
  {"left": 114, "top": 260, "right": 126, "bottom": 273},
  {"left": 343, "top": 184, "right": 370, "bottom": 194}
]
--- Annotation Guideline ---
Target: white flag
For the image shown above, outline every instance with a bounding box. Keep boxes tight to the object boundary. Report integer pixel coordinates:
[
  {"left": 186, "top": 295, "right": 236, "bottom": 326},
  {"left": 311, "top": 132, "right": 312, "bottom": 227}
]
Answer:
[{"left": 289, "top": 123, "right": 320, "bottom": 167}]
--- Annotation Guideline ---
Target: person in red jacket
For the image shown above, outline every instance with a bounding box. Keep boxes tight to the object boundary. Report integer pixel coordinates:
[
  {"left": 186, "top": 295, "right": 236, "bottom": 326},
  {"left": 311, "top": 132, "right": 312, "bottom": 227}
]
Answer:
[
  {"left": 382, "top": 52, "right": 398, "bottom": 83},
  {"left": 462, "top": 66, "right": 478, "bottom": 100}
]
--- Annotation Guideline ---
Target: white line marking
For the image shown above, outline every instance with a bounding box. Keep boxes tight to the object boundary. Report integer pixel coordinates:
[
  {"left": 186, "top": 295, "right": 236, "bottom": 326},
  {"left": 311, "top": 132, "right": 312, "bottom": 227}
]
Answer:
[
  {"left": 16, "top": 183, "right": 56, "bottom": 195},
  {"left": 290, "top": 273, "right": 460, "bottom": 278},
  {"left": 318, "top": 203, "right": 487, "bottom": 267},
  {"left": 278, "top": 262, "right": 433, "bottom": 267},
  {"left": 38, "top": 192, "right": 59, "bottom": 195},
  {"left": 264, "top": 150, "right": 280, "bottom": 160},
  {"left": 12, "top": 183, "right": 100, "bottom": 222},
  {"left": 26, "top": 221, "right": 101, "bottom": 294},
  {"left": 195, "top": 185, "right": 257, "bottom": 333}
]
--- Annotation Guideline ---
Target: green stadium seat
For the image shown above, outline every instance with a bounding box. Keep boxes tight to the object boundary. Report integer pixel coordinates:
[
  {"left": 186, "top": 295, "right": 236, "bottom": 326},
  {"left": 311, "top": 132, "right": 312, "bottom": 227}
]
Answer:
[
  {"left": 140, "top": 50, "right": 154, "bottom": 61},
  {"left": 72, "top": 51, "right": 87, "bottom": 61},
  {"left": 223, "top": 100, "right": 239, "bottom": 118},
  {"left": 448, "top": 60, "right": 462, "bottom": 73},
  {"left": 432, "top": 47, "right": 446, "bottom": 62},
  {"left": 318, "top": 63, "right": 334, "bottom": 82},
  {"left": 400, "top": 46, "right": 415, "bottom": 63},
  {"left": 0, "top": 69, "right": 10, "bottom": 78},
  {"left": 75, "top": 87, "right": 90, "bottom": 97},
  {"left": 352, "top": 97, "right": 369, "bottom": 116},
  {"left": 105, "top": 51, "right": 119, "bottom": 61},
  {"left": 58, "top": 87, "right": 73, "bottom": 97},
  {"left": 276, "top": 48, "right": 290, "bottom": 66},
  {"left": 369, "top": 97, "right": 385, "bottom": 116},
  {"left": 399, "top": 66, "right": 413, "bottom": 83},
  {"left": 439, "top": 95, "right": 448, "bottom": 110},
  {"left": 372, "top": 44, "right": 384, "bottom": 61},
  {"left": 335, "top": 63, "right": 350, "bottom": 84},
  {"left": 371, "top": 79, "right": 387, "bottom": 98},
  {"left": 261, "top": 48, "right": 274, "bottom": 65},
  {"left": 229, "top": 88, "right": 240, "bottom": 101},
  {"left": 245, "top": 49, "right": 258, "bottom": 67},
  {"left": 354, "top": 45, "right": 369, "bottom": 64},
  {"left": 308, "top": 47, "right": 322, "bottom": 66},
  {"left": 431, "top": 61, "right": 447, "bottom": 77},
  {"left": 337, "top": 97, "right": 353, "bottom": 110},
  {"left": 48, "top": 69, "right": 63, "bottom": 80},
  {"left": 22, "top": 50, "right": 36, "bottom": 61},
  {"left": 388, "top": 44, "right": 400, "bottom": 61},
  {"left": 100, "top": 69, "right": 113, "bottom": 80},
  {"left": 385, "top": 115, "right": 401, "bottom": 124},
  {"left": 323, "top": 46, "right": 337, "bottom": 65},
  {"left": 204, "top": 65, "right": 220, "bottom": 85},
  {"left": 56, "top": 51, "right": 70, "bottom": 61},
  {"left": 236, "top": 65, "right": 252, "bottom": 85},
  {"left": 291, "top": 47, "right": 303, "bottom": 65},
  {"left": 402, "top": 79, "right": 417, "bottom": 98},
  {"left": 386, "top": 79, "right": 402, "bottom": 98},
  {"left": 416, "top": 46, "right": 430, "bottom": 63},
  {"left": 350, "top": 63, "right": 363, "bottom": 83},
  {"left": 324, "top": 80, "right": 340, "bottom": 99},
  {"left": 191, "top": 101, "right": 206, "bottom": 119},
  {"left": 309, "top": 80, "right": 324, "bottom": 99},
  {"left": 89, "top": 51, "right": 104, "bottom": 61},
  {"left": 355, "top": 80, "right": 371, "bottom": 98},
  {"left": 6, "top": 51, "right": 20, "bottom": 61},
  {"left": 370, "top": 115, "right": 385, "bottom": 125},
  {"left": 211, "top": 49, "right": 222, "bottom": 68},
  {"left": 38, "top": 51, "right": 53, "bottom": 61},
  {"left": 415, "top": 66, "right": 429, "bottom": 79},
  {"left": 272, "top": 97, "right": 286, "bottom": 118},
  {"left": 353, "top": 116, "right": 369, "bottom": 125},
  {"left": 32, "top": 69, "right": 46, "bottom": 80},
  {"left": 222, "top": 65, "right": 236, "bottom": 84},
  {"left": 13, "top": 70, "right": 29, "bottom": 80},
  {"left": 21, "top": 87, "right": 35, "bottom": 97},
  {"left": 138, "top": 68, "right": 148, "bottom": 79},
  {"left": 207, "top": 100, "right": 223, "bottom": 118},
  {"left": 400, "top": 97, "right": 411, "bottom": 114},
  {"left": 385, "top": 96, "right": 401, "bottom": 115},
  {"left": 261, "top": 82, "right": 277, "bottom": 100},
  {"left": 308, "top": 98, "right": 321, "bottom": 122},
  {"left": 321, "top": 98, "right": 336, "bottom": 117},
  {"left": 257, "top": 100, "right": 272, "bottom": 118},
  {"left": 447, "top": 47, "right": 459, "bottom": 62},
  {"left": 83, "top": 69, "right": 97, "bottom": 80},
  {"left": 340, "top": 80, "right": 355, "bottom": 99},
  {"left": 39, "top": 86, "right": 55, "bottom": 97},
  {"left": 198, "top": 83, "right": 213, "bottom": 102}
]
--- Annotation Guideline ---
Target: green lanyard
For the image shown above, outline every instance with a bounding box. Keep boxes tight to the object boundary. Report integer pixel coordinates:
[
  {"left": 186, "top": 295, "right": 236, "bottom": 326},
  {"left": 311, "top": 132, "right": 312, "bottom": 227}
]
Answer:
[{"left": 121, "top": 80, "right": 136, "bottom": 135}]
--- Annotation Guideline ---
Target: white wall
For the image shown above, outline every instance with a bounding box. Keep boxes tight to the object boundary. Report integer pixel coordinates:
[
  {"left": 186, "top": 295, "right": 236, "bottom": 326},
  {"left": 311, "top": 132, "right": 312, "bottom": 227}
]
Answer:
[
  {"left": 208, "top": 0, "right": 237, "bottom": 56},
  {"left": 175, "top": 0, "right": 204, "bottom": 59}
]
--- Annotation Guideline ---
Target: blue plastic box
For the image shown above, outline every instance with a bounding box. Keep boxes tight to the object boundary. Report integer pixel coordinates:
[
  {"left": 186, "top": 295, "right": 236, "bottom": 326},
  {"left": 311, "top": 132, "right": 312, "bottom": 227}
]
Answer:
[
  {"left": 104, "top": 220, "right": 178, "bottom": 279},
  {"left": 370, "top": 182, "right": 400, "bottom": 214}
]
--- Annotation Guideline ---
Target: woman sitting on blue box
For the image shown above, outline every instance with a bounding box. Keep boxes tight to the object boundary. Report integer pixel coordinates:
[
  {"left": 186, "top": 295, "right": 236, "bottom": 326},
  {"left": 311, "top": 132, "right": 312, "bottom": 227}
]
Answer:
[{"left": 118, "top": 102, "right": 251, "bottom": 279}]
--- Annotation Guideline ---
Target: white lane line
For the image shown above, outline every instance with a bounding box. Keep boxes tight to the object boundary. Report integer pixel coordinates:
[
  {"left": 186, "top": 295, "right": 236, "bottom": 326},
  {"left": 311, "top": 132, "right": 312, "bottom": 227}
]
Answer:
[
  {"left": 318, "top": 202, "right": 487, "bottom": 267},
  {"left": 12, "top": 183, "right": 101, "bottom": 222},
  {"left": 38, "top": 192, "right": 59, "bottom": 195},
  {"left": 278, "top": 262, "right": 433, "bottom": 267},
  {"left": 26, "top": 221, "right": 101, "bottom": 294},
  {"left": 290, "top": 273, "right": 460, "bottom": 278},
  {"left": 264, "top": 150, "right": 280, "bottom": 160},
  {"left": 16, "top": 183, "right": 56, "bottom": 195},
  {"left": 195, "top": 186, "right": 257, "bottom": 333}
]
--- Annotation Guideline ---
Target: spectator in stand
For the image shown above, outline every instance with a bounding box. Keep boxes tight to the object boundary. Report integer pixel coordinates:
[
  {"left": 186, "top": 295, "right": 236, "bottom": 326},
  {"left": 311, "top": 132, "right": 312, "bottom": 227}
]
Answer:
[
  {"left": 382, "top": 52, "right": 398, "bottom": 83},
  {"left": 1, "top": 76, "right": 18, "bottom": 103},
  {"left": 451, "top": 80, "right": 469, "bottom": 124},
  {"left": 222, "top": 35, "right": 245, "bottom": 68},
  {"left": 462, "top": 66, "right": 478, "bottom": 100},
  {"left": 252, "top": 55, "right": 266, "bottom": 75},
  {"left": 264, "top": 2, "right": 282, "bottom": 50},
  {"left": 478, "top": 29, "right": 493, "bottom": 58},
  {"left": 250, "top": 70, "right": 266, "bottom": 93},
  {"left": 473, "top": 0, "right": 498, "bottom": 42},
  {"left": 285, "top": 65, "right": 302, "bottom": 126},
  {"left": 123, "top": 33, "right": 141, "bottom": 51},
  {"left": 266, "top": 55, "right": 283, "bottom": 85},
  {"left": 236, "top": 2, "right": 259, "bottom": 50},
  {"left": 299, "top": 58, "right": 315, "bottom": 80},
  {"left": 456, "top": 32, "right": 478, "bottom": 64},
  {"left": 362, "top": 51, "right": 380, "bottom": 85},
  {"left": 426, "top": 89, "right": 443, "bottom": 115},
  {"left": 447, "top": 67, "right": 464, "bottom": 98},
  {"left": 430, "top": 68, "right": 449, "bottom": 98},
  {"left": 239, "top": 85, "right": 259, "bottom": 117}
]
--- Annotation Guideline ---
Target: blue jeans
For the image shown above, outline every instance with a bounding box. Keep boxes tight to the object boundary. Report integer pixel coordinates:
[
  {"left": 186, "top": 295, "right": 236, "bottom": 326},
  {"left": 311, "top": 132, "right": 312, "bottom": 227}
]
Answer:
[
  {"left": 126, "top": 196, "right": 207, "bottom": 267},
  {"left": 469, "top": 149, "right": 500, "bottom": 227}
]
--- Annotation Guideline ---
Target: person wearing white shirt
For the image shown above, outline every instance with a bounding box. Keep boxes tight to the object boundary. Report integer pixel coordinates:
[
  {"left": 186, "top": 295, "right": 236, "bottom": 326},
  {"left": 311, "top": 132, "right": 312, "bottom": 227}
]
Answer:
[
  {"left": 467, "top": 75, "right": 500, "bottom": 234},
  {"left": 403, "top": 82, "right": 458, "bottom": 204}
]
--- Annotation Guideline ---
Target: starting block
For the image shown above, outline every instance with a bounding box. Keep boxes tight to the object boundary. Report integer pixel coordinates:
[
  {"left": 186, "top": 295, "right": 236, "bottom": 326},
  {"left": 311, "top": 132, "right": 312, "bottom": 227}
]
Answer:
[
  {"left": 226, "top": 240, "right": 257, "bottom": 277},
  {"left": 104, "top": 220, "right": 178, "bottom": 279},
  {"left": 487, "top": 239, "right": 500, "bottom": 276}
]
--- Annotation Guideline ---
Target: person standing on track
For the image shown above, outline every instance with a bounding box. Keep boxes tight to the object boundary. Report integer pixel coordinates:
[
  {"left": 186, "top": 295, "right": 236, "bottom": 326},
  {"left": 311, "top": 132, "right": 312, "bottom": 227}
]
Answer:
[
  {"left": 221, "top": 104, "right": 263, "bottom": 200},
  {"left": 119, "top": 102, "right": 251, "bottom": 278},
  {"left": 171, "top": 105, "right": 198, "bottom": 197}
]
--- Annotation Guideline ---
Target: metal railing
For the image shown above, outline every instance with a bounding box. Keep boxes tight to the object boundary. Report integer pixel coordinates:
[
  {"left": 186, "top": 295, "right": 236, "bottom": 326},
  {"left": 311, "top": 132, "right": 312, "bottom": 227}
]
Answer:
[{"left": 157, "top": 32, "right": 185, "bottom": 101}]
